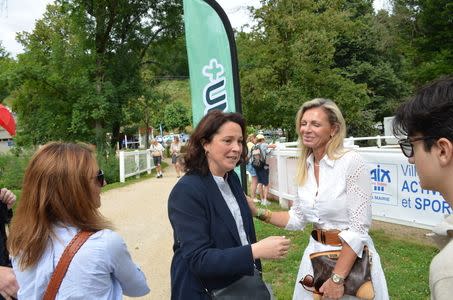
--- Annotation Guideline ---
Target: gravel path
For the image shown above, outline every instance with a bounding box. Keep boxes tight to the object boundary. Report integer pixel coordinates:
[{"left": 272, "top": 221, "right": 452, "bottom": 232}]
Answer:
[{"left": 99, "top": 160, "right": 177, "bottom": 300}]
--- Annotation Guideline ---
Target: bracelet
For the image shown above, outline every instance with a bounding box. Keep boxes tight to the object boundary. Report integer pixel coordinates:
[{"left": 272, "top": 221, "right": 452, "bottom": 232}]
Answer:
[
  {"left": 256, "top": 208, "right": 265, "bottom": 219},
  {"left": 255, "top": 208, "right": 272, "bottom": 223}
]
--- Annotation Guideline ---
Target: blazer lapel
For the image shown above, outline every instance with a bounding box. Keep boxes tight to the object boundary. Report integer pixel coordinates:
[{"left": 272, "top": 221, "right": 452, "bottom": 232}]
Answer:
[{"left": 202, "top": 174, "right": 242, "bottom": 245}]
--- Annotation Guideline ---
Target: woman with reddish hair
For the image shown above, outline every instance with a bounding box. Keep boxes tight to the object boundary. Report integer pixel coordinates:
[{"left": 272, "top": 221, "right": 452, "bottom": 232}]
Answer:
[{"left": 8, "top": 142, "right": 150, "bottom": 299}]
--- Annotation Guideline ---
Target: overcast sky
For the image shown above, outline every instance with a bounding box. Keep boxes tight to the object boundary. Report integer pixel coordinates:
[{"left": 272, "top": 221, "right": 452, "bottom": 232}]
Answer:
[{"left": 0, "top": 0, "right": 389, "bottom": 56}]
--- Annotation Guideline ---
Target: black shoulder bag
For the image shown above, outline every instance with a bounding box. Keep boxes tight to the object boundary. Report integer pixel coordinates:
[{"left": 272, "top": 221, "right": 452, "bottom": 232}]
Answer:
[{"left": 204, "top": 267, "right": 273, "bottom": 300}]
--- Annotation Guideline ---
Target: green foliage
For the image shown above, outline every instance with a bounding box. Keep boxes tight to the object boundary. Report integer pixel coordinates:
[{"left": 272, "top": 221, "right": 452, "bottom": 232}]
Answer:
[
  {"left": 154, "top": 80, "right": 192, "bottom": 132},
  {"left": 96, "top": 150, "right": 120, "bottom": 184},
  {"left": 0, "top": 150, "right": 34, "bottom": 190},
  {"left": 123, "top": 94, "right": 157, "bottom": 149},
  {"left": 164, "top": 101, "right": 190, "bottom": 132},
  {"left": 237, "top": 0, "right": 411, "bottom": 139},
  {"left": 390, "top": 0, "right": 453, "bottom": 85},
  {"left": 0, "top": 147, "right": 120, "bottom": 189},
  {"left": 0, "top": 43, "right": 16, "bottom": 102},
  {"left": 3, "top": 0, "right": 449, "bottom": 149},
  {"left": 8, "top": 0, "right": 184, "bottom": 148},
  {"left": 155, "top": 80, "right": 191, "bottom": 108}
]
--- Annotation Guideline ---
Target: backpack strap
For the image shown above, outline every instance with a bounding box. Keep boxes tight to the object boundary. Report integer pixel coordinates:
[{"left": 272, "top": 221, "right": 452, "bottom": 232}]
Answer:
[
  {"left": 43, "top": 231, "right": 94, "bottom": 300},
  {"left": 255, "top": 144, "right": 266, "bottom": 161}
]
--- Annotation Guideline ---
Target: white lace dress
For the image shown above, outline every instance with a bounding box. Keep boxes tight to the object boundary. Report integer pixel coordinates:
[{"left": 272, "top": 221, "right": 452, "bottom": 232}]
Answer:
[{"left": 286, "top": 151, "right": 389, "bottom": 300}]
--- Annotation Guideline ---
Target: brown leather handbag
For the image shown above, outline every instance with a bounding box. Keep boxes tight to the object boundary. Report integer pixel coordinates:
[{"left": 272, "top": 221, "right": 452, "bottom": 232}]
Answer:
[{"left": 300, "top": 246, "right": 375, "bottom": 300}]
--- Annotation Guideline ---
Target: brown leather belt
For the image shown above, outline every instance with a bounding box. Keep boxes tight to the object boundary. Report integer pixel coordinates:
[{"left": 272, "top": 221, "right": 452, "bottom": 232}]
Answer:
[{"left": 311, "top": 229, "right": 342, "bottom": 246}]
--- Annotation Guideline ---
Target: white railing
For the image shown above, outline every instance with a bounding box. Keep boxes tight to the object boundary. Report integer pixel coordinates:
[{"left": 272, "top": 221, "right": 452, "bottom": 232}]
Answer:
[
  {"left": 119, "top": 150, "right": 155, "bottom": 183},
  {"left": 268, "top": 136, "right": 450, "bottom": 230}
]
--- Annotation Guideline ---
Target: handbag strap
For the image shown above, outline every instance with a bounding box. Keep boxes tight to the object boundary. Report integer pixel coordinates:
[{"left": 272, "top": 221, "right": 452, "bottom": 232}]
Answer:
[{"left": 43, "top": 230, "right": 94, "bottom": 300}]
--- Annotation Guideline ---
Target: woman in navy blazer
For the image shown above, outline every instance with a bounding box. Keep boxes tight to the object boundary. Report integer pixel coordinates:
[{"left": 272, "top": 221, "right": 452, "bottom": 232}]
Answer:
[{"left": 168, "top": 110, "right": 290, "bottom": 299}]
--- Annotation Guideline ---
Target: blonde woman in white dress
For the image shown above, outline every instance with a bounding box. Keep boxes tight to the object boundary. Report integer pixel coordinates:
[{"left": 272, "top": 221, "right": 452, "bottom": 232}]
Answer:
[{"left": 247, "top": 98, "right": 389, "bottom": 299}]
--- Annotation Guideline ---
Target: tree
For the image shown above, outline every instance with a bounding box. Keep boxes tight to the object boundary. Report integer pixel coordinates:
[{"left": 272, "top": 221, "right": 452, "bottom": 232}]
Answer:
[
  {"left": 123, "top": 95, "right": 153, "bottom": 149},
  {"left": 0, "top": 43, "right": 15, "bottom": 102},
  {"left": 164, "top": 101, "right": 190, "bottom": 132},
  {"left": 390, "top": 0, "right": 453, "bottom": 85},
  {"left": 10, "top": 0, "right": 184, "bottom": 148},
  {"left": 237, "top": 0, "right": 410, "bottom": 138}
]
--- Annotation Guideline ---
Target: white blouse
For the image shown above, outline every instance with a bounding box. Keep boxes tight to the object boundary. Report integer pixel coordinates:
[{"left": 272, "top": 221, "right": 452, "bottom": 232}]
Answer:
[
  {"left": 212, "top": 175, "right": 249, "bottom": 246},
  {"left": 13, "top": 226, "right": 150, "bottom": 299},
  {"left": 286, "top": 150, "right": 372, "bottom": 256}
]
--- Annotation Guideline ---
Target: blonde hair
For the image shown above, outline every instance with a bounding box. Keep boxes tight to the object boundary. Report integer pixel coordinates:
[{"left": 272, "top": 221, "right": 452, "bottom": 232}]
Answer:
[
  {"left": 8, "top": 142, "right": 111, "bottom": 270},
  {"left": 295, "top": 98, "right": 347, "bottom": 185}
]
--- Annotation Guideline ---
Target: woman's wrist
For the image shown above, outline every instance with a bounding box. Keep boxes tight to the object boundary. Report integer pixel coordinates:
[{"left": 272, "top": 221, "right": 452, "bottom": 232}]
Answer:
[
  {"left": 251, "top": 243, "right": 258, "bottom": 259},
  {"left": 255, "top": 208, "right": 272, "bottom": 223}
]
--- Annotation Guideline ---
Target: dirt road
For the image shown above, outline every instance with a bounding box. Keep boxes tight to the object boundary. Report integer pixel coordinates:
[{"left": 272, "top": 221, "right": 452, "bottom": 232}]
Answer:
[{"left": 99, "top": 160, "right": 177, "bottom": 300}]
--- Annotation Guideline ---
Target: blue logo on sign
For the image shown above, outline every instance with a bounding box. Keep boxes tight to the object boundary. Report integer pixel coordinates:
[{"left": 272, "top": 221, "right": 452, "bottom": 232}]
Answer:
[
  {"left": 370, "top": 165, "right": 391, "bottom": 192},
  {"left": 202, "top": 59, "right": 228, "bottom": 114}
]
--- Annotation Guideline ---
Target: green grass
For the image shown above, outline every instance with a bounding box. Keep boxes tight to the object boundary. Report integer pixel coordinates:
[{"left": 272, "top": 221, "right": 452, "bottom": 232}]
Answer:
[{"left": 255, "top": 203, "right": 437, "bottom": 300}]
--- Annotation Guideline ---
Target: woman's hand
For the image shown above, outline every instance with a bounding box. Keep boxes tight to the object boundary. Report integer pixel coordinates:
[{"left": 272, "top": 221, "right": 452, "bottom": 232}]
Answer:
[
  {"left": 246, "top": 196, "right": 258, "bottom": 217},
  {"left": 251, "top": 236, "right": 290, "bottom": 259},
  {"left": 319, "top": 278, "right": 345, "bottom": 299},
  {"left": 0, "top": 188, "right": 16, "bottom": 209},
  {"left": 0, "top": 266, "right": 19, "bottom": 300}
]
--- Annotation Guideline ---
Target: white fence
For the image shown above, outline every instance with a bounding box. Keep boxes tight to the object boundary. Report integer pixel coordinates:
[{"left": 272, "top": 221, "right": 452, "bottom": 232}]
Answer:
[
  {"left": 268, "top": 136, "right": 451, "bottom": 230},
  {"left": 119, "top": 150, "right": 155, "bottom": 183}
]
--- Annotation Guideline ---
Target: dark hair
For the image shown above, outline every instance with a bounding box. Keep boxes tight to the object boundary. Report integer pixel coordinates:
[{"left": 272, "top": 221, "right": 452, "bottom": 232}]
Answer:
[
  {"left": 393, "top": 76, "right": 453, "bottom": 151},
  {"left": 184, "top": 110, "right": 248, "bottom": 175}
]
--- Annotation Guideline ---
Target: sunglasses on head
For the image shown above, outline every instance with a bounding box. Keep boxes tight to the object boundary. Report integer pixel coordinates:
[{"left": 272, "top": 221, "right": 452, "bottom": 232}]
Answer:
[
  {"left": 96, "top": 170, "right": 105, "bottom": 187},
  {"left": 397, "top": 136, "right": 438, "bottom": 158}
]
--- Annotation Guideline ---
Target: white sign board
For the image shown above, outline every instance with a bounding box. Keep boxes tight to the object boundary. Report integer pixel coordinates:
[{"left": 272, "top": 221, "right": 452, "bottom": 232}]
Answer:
[
  {"left": 361, "top": 149, "right": 451, "bottom": 229},
  {"left": 268, "top": 146, "right": 451, "bottom": 229}
]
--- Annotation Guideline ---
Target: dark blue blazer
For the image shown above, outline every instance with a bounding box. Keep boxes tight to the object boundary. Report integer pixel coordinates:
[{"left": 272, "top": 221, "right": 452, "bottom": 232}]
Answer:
[{"left": 168, "top": 170, "right": 261, "bottom": 300}]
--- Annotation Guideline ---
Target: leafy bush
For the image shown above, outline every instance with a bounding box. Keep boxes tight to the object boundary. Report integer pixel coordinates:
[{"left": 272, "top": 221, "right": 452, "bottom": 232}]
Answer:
[
  {"left": 0, "top": 150, "right": 34, "bottom": 190},
  {"left": 0, "top": 147, "right": 121, "bottom": 192},
  {"left": 97, "top": 150, "right": 120, "bottom": 184}
]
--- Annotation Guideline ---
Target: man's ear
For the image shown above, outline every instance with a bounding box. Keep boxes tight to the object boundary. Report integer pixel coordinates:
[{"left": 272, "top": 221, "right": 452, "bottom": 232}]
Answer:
[{"left": 436, "top": 138, "right": 453, "bottom": 166}]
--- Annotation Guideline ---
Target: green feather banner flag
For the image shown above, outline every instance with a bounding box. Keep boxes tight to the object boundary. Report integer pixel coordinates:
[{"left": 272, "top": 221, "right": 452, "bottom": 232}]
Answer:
[
  {"left": 183, "top": 0, "right": 246, "bottom": 186},
  {"left": 183, "top": 0, "right": 242, "bottom": 125}
]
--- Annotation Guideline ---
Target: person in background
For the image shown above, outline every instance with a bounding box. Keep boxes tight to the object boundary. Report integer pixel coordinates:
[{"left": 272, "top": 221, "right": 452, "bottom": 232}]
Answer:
[
  {"left": 253, "top": 134, "right": 276, "bottom": 206},
  {"left": 170, "top": 136, "right": 182, "bottom": 178},
  {"left": 247, "top": 98, "right": 389, "bottom": 299},
  {"left": 8, "top": 142, "right": 150, "bottom": 299},
  {"left": 0, "top": 188, "right": 18, "bottom": 300},
  {"left": 149, "top": 139, "right": 165, "bottom": 178},
  {"left": 168, "top": 110, "right": 290, "bottom": 299},
  {"left": 246, "top": 134, "right": 260, "bottom": 203},
  {"left": 393, "top": 76, "right": 453, "bottom": 300}
]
